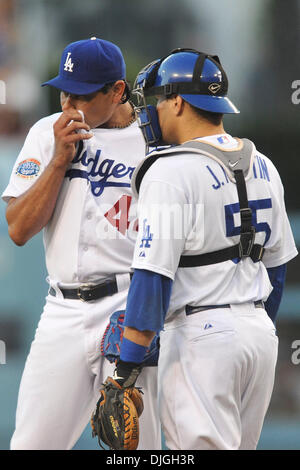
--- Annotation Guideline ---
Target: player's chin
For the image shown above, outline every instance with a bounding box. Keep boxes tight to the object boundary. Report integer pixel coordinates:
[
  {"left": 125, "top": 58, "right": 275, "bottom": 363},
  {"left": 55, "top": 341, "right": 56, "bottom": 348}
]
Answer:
[
  {"left": 93, "top": 117, "right": 112, "bottom": 129},
  {"left": 83, "top": 113, "right": 104, "bottom": 129}
]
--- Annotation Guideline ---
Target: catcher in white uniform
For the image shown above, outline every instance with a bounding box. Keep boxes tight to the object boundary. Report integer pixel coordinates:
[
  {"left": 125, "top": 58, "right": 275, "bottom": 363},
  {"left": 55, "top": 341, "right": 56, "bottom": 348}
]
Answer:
[
  {"left": 2, "top": 38, "right": 161, "bottom": 450},
  {"left": 105, "top": 49, "right": 298, "bottom": 450}
]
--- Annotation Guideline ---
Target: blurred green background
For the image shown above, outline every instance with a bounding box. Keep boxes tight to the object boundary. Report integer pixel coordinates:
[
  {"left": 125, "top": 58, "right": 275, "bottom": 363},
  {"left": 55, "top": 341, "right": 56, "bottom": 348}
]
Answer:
[{"left": 0, "top": 0, "right": 299, "bottom": 450}]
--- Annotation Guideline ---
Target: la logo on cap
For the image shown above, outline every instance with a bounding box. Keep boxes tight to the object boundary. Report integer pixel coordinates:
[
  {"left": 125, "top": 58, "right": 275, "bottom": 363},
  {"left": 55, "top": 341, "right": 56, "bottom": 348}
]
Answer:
[{"left": 64, "top": 52, "right": 74, "bottom": 72}]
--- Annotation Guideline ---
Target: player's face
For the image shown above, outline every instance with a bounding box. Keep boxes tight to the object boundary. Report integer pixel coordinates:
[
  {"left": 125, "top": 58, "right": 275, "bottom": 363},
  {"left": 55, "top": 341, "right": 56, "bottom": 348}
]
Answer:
[
  {"left": 60, "top": 83, "right": 123, "bottom": 129},
  {"left": 156, "top": 96, "right": 177, "bottom": 144}
]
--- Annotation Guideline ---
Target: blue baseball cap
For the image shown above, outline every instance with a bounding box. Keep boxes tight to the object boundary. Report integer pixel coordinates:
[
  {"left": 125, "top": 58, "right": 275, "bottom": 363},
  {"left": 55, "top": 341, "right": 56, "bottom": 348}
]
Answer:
[{"left": 42, "top": 37, "right": 126, "bottom": 95}]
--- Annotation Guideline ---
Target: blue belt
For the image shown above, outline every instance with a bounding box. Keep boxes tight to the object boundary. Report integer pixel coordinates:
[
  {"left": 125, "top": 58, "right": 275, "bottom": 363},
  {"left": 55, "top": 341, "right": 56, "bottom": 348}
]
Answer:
[{"left": 186, "top": 300, "right": 264, "bottom": 316}]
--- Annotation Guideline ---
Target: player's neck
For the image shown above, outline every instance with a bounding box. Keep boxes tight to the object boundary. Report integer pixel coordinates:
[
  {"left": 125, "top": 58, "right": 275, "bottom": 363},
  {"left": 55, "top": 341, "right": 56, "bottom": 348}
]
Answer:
[
  {"left": 176, "top": 116, "right": 225, "bottom": 144},
  {"left": 103, "top": 102, "right": 136, "bottom": 129}
]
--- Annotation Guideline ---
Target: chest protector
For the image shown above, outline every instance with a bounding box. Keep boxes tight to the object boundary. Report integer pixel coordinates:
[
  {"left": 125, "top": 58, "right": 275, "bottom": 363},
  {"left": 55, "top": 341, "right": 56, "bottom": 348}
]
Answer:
[{"left": 132, "top": 138, "right": 265, "bottom": 267}]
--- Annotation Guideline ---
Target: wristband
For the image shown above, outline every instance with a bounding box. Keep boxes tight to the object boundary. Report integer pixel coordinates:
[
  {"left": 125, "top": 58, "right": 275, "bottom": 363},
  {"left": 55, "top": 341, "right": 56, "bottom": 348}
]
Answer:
[{"left": 120, "top": 337, "right": 148, "bottom": 364}]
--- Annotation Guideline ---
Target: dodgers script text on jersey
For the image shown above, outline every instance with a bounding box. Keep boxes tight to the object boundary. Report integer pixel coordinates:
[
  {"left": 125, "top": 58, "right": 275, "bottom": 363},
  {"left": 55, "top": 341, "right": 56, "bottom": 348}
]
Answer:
[{"left": 2, "top": 113, "right": 145, "bottom": 284}]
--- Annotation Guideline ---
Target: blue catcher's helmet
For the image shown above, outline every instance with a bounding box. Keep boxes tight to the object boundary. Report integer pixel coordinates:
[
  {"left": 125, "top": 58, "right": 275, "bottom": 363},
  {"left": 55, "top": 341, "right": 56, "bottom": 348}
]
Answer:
[{"left": 133, "top": 48, "right": 239, "bottom": 151}]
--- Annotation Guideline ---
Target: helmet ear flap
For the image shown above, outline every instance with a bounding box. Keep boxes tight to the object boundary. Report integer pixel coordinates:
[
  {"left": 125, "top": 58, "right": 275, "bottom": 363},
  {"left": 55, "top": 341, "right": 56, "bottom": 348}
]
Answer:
[
  {"left": 133, "top": 59, "right": 162, "bottom": 93},
  {"left": 132, "top": 60, "right": 166, "bottom": 152},
  {"left": 138, "top": 105, "right": 162, "bottom": 147},
  {"left": 144, "top": 60, "right": 162, "bottom": 89}
]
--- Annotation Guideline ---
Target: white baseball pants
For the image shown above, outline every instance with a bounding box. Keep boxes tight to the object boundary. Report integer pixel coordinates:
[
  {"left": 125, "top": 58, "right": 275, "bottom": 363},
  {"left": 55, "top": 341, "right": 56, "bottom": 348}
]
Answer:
[
  {"left": 158, "top": 302, "right": 278, "bottom": 450},
  {"left": 10, "top": 289, "right": 161, "bottom": 450}
]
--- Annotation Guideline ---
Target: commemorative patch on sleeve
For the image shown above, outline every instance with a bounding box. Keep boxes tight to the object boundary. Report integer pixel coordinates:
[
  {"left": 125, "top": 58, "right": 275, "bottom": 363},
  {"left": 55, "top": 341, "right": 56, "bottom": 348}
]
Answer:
[{"left": 15, "top": 159, "right": 41, "bottom": 179}]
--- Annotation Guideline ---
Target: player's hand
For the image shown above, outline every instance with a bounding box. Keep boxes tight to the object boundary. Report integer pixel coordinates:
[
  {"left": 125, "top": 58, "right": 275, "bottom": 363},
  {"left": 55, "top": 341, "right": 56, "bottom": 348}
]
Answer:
[{"left": 53, "top": 109, "right": 93, "bottom": 166}]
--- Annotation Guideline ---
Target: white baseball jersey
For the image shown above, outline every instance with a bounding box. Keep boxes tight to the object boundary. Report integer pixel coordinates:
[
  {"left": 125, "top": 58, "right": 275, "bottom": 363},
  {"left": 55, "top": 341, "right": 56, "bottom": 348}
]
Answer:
[
  {"left": 132, "top": 133, "right": 298, "bottom": 321},
  {"left": 2, "top": 113, "right": 144, "bottom": 286},
  {"left": 3, "top": 113, "right": 161, "bottom": 450}
]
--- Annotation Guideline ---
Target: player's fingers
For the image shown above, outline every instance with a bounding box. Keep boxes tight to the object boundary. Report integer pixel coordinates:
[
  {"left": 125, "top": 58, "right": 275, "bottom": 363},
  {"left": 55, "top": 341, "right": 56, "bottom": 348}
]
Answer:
[
  {"left": 63, "top": 131, "right": 93, "bottom": 144},
  {"left": 57, "top": 120, "right": 91, "bottom": 138},
  {"left": 54, "top": 109, "right": 86, "bottom": 130},
  {"left": 67, "top": 120, "right": 91, "bottom": 133}
]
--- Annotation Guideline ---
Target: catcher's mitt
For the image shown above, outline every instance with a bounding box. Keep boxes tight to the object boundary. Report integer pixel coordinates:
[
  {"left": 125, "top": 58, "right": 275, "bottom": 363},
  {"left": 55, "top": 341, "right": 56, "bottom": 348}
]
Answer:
[
  {"left": 91, "top": 376, "right": 144, "bottom": 450},
  {"left": 101, "top": 310, "right": 160, "bottom": 367}
]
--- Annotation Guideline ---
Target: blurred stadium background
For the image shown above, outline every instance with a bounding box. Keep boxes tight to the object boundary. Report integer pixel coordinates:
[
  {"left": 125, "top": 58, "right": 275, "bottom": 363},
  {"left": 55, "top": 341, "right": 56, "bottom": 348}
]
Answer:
[{"left": 0, "top": 0, "right": 299, "bottom": 450}]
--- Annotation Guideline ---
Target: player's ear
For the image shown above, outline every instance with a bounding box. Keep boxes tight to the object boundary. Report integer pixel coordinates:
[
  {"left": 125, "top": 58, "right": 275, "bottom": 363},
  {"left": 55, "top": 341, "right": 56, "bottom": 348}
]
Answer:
[
  {"left": 111, "top": 80, "right": 126, "bottom": 104},
  {"left": 173, "top": 95, "right": 184, "bottom": 116}
]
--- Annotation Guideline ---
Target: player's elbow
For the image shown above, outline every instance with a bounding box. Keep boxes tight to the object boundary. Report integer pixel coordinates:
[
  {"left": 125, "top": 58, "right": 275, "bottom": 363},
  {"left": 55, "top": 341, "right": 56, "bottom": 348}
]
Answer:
[
  {"left": 8, "top": 223, "right": 28, "bottom": 246},
  {"left": 6, "top": 199, "right": 30, "bottom": 246}
]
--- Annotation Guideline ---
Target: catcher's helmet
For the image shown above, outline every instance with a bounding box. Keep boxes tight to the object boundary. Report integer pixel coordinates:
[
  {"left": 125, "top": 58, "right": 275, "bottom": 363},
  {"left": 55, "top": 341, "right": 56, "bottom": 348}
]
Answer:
[{"left": 133, "top": 48, "right": 239, "bottom": 150}]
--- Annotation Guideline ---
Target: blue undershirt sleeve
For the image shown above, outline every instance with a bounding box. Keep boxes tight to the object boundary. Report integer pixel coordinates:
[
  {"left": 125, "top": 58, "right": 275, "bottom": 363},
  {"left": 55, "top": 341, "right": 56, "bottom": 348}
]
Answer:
[
  {"left": 124, "top": 268, "right": 173, "bottom": 333},
  {"left": 265, "top": 264, "right": 287, "bottom": 324}
]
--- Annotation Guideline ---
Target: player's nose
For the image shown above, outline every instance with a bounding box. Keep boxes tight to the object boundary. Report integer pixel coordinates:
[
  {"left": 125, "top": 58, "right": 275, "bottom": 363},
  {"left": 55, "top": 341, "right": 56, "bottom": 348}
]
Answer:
[{"left": 61, "top": 94, "right": 76, "bottom": 112}]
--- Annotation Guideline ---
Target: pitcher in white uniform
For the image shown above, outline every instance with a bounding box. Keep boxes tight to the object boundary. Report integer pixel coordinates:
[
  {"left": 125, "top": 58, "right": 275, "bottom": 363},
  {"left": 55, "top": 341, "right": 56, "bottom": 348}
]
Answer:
[
  {"left": 2, "top": 37, "right": 161, "bottom": 450},
  {"left": 110, "top": 49, "right": 298, "bottom": 450}
]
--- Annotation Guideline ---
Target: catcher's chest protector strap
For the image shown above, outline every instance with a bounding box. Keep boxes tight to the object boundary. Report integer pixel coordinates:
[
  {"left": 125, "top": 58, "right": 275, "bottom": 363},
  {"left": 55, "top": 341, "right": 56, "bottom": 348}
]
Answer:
[{"left": 134, "top": 139, "right": 264, "bottom": 267}]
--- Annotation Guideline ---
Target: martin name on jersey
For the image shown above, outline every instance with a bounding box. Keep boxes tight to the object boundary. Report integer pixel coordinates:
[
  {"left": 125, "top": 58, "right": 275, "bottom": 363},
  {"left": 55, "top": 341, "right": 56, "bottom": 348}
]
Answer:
[{"left": 132, "top": 134, "right": 297, "bottom": 323}]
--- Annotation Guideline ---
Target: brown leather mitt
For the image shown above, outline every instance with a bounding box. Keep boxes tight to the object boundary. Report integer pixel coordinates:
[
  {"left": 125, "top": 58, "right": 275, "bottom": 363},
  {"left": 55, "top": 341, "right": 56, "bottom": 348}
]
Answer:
[{"left": 91, "top": 376, "right": 144, "bottom": 450}]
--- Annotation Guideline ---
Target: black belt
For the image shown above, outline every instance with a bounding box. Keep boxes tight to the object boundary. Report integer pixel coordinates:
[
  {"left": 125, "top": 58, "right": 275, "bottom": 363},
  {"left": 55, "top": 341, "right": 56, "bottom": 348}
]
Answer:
[
  {"left": 49, "top": 275, "right": 133, "bottom": 302},
  {"left": 186, "top": 300, "right": 264, "bottom": 316}
]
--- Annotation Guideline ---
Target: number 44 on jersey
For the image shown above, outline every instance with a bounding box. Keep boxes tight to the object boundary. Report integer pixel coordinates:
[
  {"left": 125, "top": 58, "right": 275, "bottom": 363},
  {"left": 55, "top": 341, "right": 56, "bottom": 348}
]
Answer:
[{"left": 104, "top": 195, "right": 138, "bottom": 235}]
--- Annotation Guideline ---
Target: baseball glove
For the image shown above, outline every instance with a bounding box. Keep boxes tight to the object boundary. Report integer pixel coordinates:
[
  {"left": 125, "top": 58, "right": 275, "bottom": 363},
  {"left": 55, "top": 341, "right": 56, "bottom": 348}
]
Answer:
[
  {"left": 91, "top": 376, "right": 144, "bottom": 450},
  {"left": 101, "top": 310, "right": 160, "bottom": 367}
]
